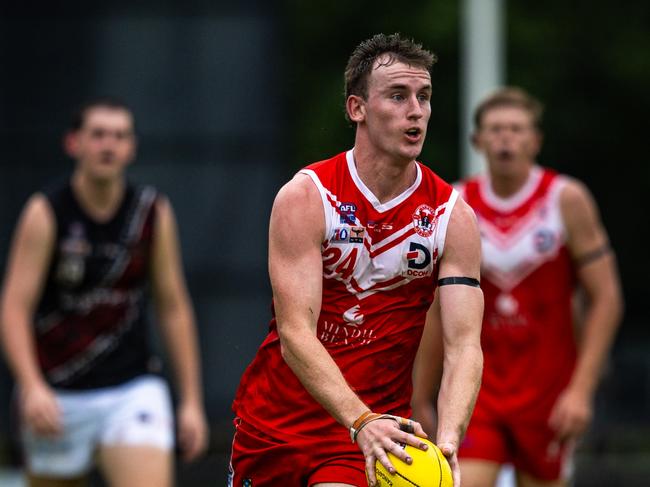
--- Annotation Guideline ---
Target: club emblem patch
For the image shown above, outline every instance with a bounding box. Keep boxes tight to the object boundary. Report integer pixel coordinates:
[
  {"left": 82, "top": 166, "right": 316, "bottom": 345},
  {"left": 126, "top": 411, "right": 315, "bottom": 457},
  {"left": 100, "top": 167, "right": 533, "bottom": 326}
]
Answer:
[
  {"left": 412, "top": 204, "right": 438, "bottom": 237},
  {"left": 534, "top": 229, "right": 556, "bottom": 253}
]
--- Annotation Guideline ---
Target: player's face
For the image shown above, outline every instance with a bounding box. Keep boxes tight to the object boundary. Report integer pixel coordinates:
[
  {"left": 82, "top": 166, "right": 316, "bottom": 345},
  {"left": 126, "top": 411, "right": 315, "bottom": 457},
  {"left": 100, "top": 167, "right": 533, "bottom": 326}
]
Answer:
[
  {"left": 360, "top": 59, "right": 432, "bottom": 163},
  {"left": 473, "top": 106, "right": 541, "bottom": 178},
  {"left": 67, "top": 107, "right": 136, "bottom": 182}
]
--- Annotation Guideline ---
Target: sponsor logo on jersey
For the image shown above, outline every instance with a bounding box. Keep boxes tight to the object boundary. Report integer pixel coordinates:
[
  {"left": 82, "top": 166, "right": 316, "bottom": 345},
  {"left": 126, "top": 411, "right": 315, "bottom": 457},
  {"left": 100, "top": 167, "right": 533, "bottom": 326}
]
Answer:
[
  {"left": 495, "top": 292, "right": 519, "bottom": 316},
  {"left": 332, "top": 227, "right": 350, "bottom": 243},
  {"left": 343, "top": 304, "right": 365, "bottom": 325},
  {"left": 320, "top": 320, "right": 376, "bottom": 346},
  {"left": 331, "top": 226, "right": 365, "bottom": 244},
  {"left": 534, "top": 229, "right": 556, "bottom": 253},
  {"left": 349, "top": 226, "right": 365, "bottom": 243},
  {"left": 137, "top": 412, "right": 152, "bottom": 423},
  {"left": 367, "top": 220, "right": 394, "bottom": 233},
  {"left": 412, "top": 204, "right": 440, "bottom": 237},
  {"left": 339, "top": 202, "right": 357, "bottom": 224},
  {"left": 404, "top": 242, "right": 432, "bottom": 277}
]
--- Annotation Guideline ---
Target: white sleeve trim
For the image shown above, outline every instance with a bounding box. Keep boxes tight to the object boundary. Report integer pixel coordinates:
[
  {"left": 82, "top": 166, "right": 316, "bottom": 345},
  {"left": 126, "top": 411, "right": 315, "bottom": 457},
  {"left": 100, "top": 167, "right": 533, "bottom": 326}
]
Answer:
[
  {"left": 435, "top": 188, "right": 459, "bottom": 259},
  {"left": 298, "top": 169, "right": 333, "bottom": 239}
]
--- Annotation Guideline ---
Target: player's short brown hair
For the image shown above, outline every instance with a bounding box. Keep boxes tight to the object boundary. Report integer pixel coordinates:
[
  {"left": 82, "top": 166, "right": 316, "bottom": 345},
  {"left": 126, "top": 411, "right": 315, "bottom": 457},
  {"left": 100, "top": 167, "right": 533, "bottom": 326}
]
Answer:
[
  {"left": 473, "top": 87, "right": 544, "bottom": 130},
  {"left": 344, "top": 33, "right": 437, "bottom": 104},
  {"left": 69, "top": 96, "right": 133, "bottom": 131}
]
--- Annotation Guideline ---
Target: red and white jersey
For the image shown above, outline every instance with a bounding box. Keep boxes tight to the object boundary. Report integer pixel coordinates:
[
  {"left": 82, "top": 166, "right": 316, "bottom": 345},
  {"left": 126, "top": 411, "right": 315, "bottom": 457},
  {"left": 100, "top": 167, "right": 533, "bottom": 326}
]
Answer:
[
  {"left": 233, "top": 150, "right": 457, "bottom": 440},
  {"left": 459, "top": 166, "right": 577, "bottom": 420}
]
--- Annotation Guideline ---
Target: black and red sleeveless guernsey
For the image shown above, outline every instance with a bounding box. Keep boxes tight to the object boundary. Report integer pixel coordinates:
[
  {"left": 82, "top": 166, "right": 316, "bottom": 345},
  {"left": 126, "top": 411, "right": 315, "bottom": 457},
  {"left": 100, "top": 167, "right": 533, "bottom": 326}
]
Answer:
[
  {"left": 35, "top": 179, "right": 159, "bottom": 390},
  {"left": 233, "top": 150, "right": 458, "bottom": 441}
]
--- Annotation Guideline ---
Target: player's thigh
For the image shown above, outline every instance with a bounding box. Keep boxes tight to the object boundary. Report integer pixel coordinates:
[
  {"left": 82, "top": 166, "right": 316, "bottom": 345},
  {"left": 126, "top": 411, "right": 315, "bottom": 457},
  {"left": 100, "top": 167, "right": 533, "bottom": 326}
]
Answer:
[
  {"left": 516, "top": 470, "right": 567, "bottom": 487},
  {"left": 27, "top": 475, "right": 88, "bottom": 487},
  {"left": 97, "top": 375, "right": 175, "bottom": 487},
  {"left": 98, "top": 445, "right": 173, "bottom": 487},
  {"left": 229, "top": 418, "right": 306, "bottom": 486},
  {"left": 460, "top": 459, "right": 501, "bottom": 487},
  {"left": 99, "top": 376, "right": 174, "bottom": 448},
  {"left": 22, "top": 392, "right": 99, "bottom": 480},
  {"left": 509, "top": 423, "right": 572, "bottom": 483},
  {"left": 459, "top": 414, "right": 508, "bottom": 487}
]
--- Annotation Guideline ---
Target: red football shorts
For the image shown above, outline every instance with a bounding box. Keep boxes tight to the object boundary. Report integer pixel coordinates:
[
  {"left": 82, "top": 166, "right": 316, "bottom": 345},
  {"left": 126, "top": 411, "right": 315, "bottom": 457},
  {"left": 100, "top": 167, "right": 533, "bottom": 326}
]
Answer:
[
  {"left": 228, "top": 418, "right": 367, "bottom": 486},
  {"left": 459, "top": 413, "right": 573, "bottom": 481}
]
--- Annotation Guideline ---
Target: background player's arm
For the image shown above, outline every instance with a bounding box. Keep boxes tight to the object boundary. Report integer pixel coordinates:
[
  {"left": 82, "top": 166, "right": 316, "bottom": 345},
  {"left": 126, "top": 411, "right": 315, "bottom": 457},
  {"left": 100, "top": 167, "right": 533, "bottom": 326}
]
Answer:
[
  {"left": 0, "top": 194, "right": 61, "bottom": 436},
  {"left": 435, "top": 198, "right": 484, "bottom": 485},
  {"left": 550, "top": 180, "right": 623, "bottom": 440},
  {"left": 271, "top": 175, "right": 427, "bottom": 483},
  {"left": 151, "top": 196, "right": 208, "bottom": 461},
  {"left": 411, "top": 295, "right": 443, "bottom": 437}
]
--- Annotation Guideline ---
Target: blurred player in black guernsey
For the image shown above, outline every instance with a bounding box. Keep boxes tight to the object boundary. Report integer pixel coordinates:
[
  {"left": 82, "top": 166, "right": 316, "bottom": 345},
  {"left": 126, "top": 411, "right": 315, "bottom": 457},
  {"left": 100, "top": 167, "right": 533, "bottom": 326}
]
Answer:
[{"left": 0, "top": 98, "right": 208, "bottom": 487}]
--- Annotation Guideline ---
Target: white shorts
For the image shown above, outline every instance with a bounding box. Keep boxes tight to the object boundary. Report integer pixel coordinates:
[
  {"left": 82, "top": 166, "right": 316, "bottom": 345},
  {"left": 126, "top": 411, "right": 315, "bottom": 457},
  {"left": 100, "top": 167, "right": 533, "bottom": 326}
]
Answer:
[{"left": 22, "top": 375, "right": 174, "bottom": 478}]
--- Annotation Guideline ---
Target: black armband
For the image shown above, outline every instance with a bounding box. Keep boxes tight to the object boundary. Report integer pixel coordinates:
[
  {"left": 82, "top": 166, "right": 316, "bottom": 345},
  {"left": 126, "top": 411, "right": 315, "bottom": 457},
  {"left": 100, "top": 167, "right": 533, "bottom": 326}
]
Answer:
[
  {"left": 575, "top": 244, "right": 611, "bottom": 267},
  {"left": 437, "top": 276, "right": 480, "bottom": 287}
]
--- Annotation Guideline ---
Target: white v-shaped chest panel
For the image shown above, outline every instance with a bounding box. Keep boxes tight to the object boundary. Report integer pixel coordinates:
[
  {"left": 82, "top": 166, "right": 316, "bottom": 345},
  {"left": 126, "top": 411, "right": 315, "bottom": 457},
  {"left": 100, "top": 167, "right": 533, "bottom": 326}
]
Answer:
[{"left": 477, "top": 177, "right": 567, "bottom": 292}]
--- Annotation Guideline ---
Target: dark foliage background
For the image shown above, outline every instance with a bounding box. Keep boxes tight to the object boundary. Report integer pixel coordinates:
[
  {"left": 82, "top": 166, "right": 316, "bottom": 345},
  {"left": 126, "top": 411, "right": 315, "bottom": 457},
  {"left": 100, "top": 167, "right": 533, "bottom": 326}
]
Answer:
[{"left": 1, "top": 1, "right": 648, "bottom": 485}]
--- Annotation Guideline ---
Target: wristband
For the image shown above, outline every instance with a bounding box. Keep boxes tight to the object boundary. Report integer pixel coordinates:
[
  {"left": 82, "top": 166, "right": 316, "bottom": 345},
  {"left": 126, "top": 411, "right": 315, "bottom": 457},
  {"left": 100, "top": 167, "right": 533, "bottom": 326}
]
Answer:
[
  {"left": 349, "top": 410, "right": 375, "bottom": 443},
  {"left": 349, "top": 412, "right": 404, "bottom": 443}
]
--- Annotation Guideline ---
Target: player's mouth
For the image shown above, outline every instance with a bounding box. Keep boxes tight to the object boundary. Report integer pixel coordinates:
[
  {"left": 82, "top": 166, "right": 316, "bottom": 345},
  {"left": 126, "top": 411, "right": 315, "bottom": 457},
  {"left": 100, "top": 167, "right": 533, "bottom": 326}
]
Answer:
[
  {"left": 404, "top": 127, "right": 422, "bottom": 143},
  {"left": 496, "top": 149, "right": 514, "bottom": 160},
  {"left": 99, "top": 152, "right": 116, "bottom": 164}
]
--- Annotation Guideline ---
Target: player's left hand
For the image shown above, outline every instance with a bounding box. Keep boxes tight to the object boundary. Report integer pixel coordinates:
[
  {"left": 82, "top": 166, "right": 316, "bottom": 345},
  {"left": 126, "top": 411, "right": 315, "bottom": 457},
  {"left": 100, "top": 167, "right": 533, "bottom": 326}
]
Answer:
[
  {"left": 356, "top": 415, "right": 429, "bottom": 487},
  {"left": 548, "top": 385, "right": 593, "bottom": 442},
  {"left": 177, "top": 400, "right": 209, "bottom": 462},
  {"left": 437, "top": 440, "right": 460, "bottom": 487}
]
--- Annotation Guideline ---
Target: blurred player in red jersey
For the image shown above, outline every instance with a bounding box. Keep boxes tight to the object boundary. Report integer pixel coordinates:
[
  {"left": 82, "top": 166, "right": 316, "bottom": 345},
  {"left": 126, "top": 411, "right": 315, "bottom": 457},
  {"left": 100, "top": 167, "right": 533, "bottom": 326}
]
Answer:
[
  {"left": 229, "top": 33, "right": 484, "bottom": 487},
  {"left": 412, "top": 87, "right": 623, "bottom": 487},
  {"left": 0, "top": 98, "right": 208, "bottom": 487}
]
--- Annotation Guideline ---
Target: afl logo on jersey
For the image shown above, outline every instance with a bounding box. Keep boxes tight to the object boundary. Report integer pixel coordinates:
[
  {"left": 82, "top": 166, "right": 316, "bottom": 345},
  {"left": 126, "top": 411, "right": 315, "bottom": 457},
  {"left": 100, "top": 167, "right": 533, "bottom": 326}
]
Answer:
[
  {"left": 339, "top": 202, "right": 357, "bottom": 224},
  {"left": 412, "top": 204, "right": 438, "bottom": 237}
]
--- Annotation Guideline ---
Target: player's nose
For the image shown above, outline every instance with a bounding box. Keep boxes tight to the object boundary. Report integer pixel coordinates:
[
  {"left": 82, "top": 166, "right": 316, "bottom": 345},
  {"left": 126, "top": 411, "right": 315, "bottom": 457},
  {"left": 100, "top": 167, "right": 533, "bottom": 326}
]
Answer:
[{"left": 406, "top": 95, "right": 424, "bottom": 119}]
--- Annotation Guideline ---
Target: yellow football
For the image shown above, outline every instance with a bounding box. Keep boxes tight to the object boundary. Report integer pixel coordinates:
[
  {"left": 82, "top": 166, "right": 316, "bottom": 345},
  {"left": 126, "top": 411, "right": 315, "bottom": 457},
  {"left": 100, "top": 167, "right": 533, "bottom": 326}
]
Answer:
[{"left": 373, "top": 438, "right": 453, "bottom": 487}]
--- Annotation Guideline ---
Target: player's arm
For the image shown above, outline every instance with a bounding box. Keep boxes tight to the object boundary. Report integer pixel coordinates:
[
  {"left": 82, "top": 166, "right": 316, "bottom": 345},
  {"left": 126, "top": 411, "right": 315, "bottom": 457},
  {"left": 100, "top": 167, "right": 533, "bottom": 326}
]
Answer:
[
  {"left": 549, "top": 179, "right": 623, "bottom": 441},
  {"left": 0, "top": 194, "right": 61, "bottom": 436},
  {"left": 271, "top": 175, "right": 427, "bottom": 483},
  {"left": 435, "top": 198, "right": 484, "bottom": 486},
  {"left": 150, "top": 196, "right": 208, "bottom": 462},
  {"left": 270, "top": 175, "right": 366, "bottom": 424},
  {"left": 411, "top": 294, "right": 443, "bottom": 438}
]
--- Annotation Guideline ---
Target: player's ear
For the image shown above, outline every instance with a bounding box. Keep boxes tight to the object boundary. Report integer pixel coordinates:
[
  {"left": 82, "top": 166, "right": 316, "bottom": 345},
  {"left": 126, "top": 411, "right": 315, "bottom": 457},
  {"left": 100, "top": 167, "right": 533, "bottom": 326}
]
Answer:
[
  {"left": 531, "top": 129, "right": 543, "bottom": 156},
  {"left": 63, "top": 131, "right": 79, "bottom": 158},
  {"left": 470, "top": 131, "right": 480, "bottom": 150},
  {"left": 126, "top": 134, "right": 138, "bottom": 166},
  {"left": 346, "top": 95, "right": 366, "bottom": 123}
]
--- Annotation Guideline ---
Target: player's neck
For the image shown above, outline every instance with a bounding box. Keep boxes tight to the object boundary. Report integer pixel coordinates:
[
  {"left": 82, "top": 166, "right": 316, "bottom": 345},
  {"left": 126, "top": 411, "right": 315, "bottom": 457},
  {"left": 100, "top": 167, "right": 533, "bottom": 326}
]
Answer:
[
  {"left": 71, "top": 171, "right": 126, "bottom": 223},
  {"left": 489, "top": 164, "right": 533, "bottom": 198},
  {"left": 352, "top": 147, "right": 417, "bottom": 204}
]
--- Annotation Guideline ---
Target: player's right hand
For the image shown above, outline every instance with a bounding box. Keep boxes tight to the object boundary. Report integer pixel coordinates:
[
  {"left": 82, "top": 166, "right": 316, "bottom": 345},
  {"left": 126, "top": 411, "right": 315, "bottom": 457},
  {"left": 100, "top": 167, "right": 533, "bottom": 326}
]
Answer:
[
  {"left": 437, "top": 440, "right": 460, "bottom": 487},
  {"left": 356, "top": 416, "right": 429, "bottom": 487},
  {"left": 20, "top": 382, "right": 62, "bottom": 437}
]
